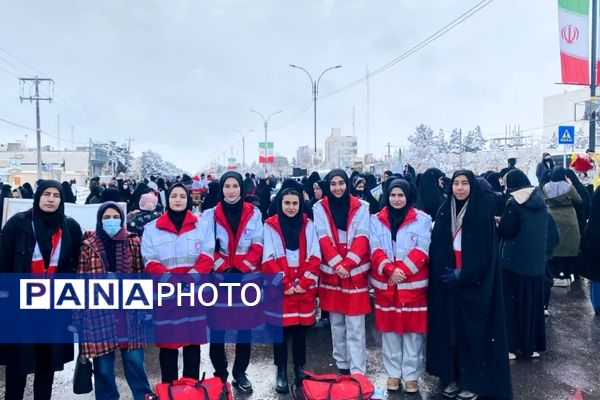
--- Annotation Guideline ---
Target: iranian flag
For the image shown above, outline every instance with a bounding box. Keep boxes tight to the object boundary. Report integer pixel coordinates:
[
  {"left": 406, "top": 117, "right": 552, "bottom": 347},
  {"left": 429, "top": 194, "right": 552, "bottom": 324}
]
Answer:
[
  {"left": 258, "top": 142, "right": 274, "bottom": 163},
  {"left": 559, "top": 0, "right": 590, "bottom": 84}
]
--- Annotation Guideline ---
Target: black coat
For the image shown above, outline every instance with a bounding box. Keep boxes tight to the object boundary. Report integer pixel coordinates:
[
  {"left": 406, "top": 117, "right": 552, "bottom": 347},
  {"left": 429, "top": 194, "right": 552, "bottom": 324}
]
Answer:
[
  {"left": 0, "top": 209, "right": 82, "bottom": 373},
  {"left": 426, "top": 171, "right": 512, "bottom": 399},
  {"left": 498, "top": 187, "right": 548, "bottom": 276},
  {"left": 580, "top": 187, "right": 600, "bottom": 280}
]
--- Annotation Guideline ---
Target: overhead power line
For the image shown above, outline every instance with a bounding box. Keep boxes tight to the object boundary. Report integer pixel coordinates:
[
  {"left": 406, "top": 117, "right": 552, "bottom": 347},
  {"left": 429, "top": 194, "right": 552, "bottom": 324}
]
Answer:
[{"left": 321, "top": 0, "right": 495, "bottom": 99}]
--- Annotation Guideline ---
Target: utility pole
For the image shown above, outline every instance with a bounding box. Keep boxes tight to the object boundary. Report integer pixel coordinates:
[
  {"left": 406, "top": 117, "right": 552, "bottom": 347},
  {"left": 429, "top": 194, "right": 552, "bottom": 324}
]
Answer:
[
  {"left": 590, "top": 0, "right": 598, "bottom": 150},
  {"left": 88, "top": 138, "right": 93, "bottom": 178},
  {"left": 19, "top": 76, "right": 54, "bottom": 180},
  {"left": 289, "top": 64, "right": 342, "bottom": 167},
  {"left": 127, "top": 137, "right": 134, "bottom": 153},
  {"left": 459, "top": 129, "right": 463, "bottom": 168},
  {"left": 71, "top": 126, "right": 75, "bottom": 150},
  {"left": 250, "top": 110, "right": 282, "bottom": 173},
  {"left": 56, "top": 115, "right": 60, "bottom": 151},
  {"left": 366, "top": 64, "right": 370, "bottom": 154},
  {"left": 234, "top": 129, "right": 254, "bottom": 171},
  {"left": 387, "top": 142, "right": 391, "bottom": 160}
]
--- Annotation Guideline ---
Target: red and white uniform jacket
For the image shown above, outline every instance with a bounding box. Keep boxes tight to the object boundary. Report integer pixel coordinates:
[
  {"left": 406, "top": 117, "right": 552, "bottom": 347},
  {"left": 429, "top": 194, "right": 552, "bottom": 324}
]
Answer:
[
  {"left": 141, "top": 211, "right": 215, "bottom": 348},
  {"left": 262, "top": 214, "right": 321, "bottom": 327},
  {"left": 202, "top": 202, "right": 264, "bottom": 330},
  {"left": 203, "top": 202, "right": 263, "bottom": 274},
  {"left": 369, "top": 207, "right": 431, "bottom": 334},
  {"left": 142, "top": 211, "right": 215, "bottom": 275},
  {"left": 313, "top": 196, "right": 371, "bottom": 316}
]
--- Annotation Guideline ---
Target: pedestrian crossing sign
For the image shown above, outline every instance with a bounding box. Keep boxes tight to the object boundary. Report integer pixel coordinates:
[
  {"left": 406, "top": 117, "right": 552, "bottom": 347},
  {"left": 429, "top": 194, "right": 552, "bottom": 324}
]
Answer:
[{"left": 558, "top": 125, "right": 575, "bottom": 145}]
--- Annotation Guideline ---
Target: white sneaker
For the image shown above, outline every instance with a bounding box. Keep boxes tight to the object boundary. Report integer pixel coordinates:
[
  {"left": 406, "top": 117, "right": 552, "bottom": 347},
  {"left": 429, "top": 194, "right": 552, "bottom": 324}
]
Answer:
[
  {"left": 544, "top": 309, "right": 550, "bottom": 317},
  {"left": 508, "top": 352, "right": 517, "bottom": 360},
  {"left": 553, "top": 278, "right": 571, "bottom": 287},
  {"left": 531, "top": 351, "right": 540, "bottom": 358},
  {"left": 457, "top": 389, "right": 479, "bottom": 400}
]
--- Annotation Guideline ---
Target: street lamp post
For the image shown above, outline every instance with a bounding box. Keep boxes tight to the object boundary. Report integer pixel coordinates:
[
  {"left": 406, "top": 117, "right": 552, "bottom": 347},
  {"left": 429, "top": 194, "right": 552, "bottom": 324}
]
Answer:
[
  {"left": 234, "top": 129, "right": 254, "bottom": 171},
  {"left": 289, "top": 64, "right": 342, "bottom": 168},
  {"left": 250, "top": 109, "right": 282, "bottom": 173}
]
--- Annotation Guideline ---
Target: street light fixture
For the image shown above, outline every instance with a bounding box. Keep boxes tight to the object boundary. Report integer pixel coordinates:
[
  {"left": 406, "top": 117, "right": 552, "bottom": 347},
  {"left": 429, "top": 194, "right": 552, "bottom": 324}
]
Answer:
[
  {"left": 234, "top": 129, "right": 254, "bottom": 171},
  {"left": 289, "top": 64, "right": 342, "bottom": 168},
  {"left": 250, "top": 109, "right": 282, "bottom": 172}
]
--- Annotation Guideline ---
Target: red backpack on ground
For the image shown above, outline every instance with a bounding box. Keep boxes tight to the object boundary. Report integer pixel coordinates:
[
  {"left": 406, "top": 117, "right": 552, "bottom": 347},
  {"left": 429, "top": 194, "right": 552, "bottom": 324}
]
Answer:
[
  {"left": 295, "top": 370, "right": 374, "bottom": 400},
  {"left": 146, "top": 374, "right": 233, "bottom": 400}
]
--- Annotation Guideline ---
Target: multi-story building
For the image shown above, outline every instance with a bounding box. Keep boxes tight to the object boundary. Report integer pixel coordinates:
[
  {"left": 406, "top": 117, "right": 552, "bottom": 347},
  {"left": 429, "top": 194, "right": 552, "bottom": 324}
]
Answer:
[
  {"left": 324, "top": 128, "right": 358, "bottom": 168},
  {"left": 295, "top": 145, "right": 324, "bottom": 169}
]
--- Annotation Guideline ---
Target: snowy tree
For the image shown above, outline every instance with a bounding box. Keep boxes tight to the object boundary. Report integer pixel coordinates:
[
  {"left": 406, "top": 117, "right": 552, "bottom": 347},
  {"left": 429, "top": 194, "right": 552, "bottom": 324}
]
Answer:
[
  {"left": 96, "top": 141, "right": 132, "bottom": 174},
  {"left": 435, "top": 129, "right": 448, "bottom": 153},
  {"left": 405, "top": 124, "right": 440, "bottom": 171},
  {"left": 140, "top": 150, "right": 186, "bottom": 178},
  {"left": 463, "top": 126, "right": 487, "bottom": 153},
  {"left": 575, "top": 128, "right": 588, "bottom": 149},
  {"left": 407, "top": 124, "right": 435, "bottom": 147},
  {"left": 548, "top": 131, "right": 558, "bottom": 149},
  {"left": 447, "top": 129, "right": 462, "bottom": 154}
]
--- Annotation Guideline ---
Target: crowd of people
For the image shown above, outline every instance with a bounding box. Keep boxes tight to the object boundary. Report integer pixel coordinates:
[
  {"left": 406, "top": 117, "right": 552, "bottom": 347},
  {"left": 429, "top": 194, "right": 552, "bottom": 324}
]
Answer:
[{"left": 0, "top": 153, "right": 599, "bottom": 400}]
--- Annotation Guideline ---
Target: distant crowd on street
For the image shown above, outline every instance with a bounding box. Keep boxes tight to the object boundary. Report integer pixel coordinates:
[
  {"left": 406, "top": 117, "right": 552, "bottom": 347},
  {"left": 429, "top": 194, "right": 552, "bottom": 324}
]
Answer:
[{"left": 1, "top": 148, "right": 600, "bottom": 400}]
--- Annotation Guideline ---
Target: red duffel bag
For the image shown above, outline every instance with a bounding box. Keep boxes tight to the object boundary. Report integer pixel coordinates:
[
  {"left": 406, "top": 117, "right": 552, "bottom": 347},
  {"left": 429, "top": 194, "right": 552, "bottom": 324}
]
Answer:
[
  {"left": 295, "top": 370, "right": 374, "bottom": 400},
  {"left": 146, "top": 373, "right": 233, "bottom": 400}
]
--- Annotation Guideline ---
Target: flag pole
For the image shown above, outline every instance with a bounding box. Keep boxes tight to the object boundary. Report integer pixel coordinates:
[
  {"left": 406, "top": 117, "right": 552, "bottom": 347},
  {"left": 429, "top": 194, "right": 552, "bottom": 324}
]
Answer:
[{"left": 590, "top": 0, "right": 598, "bottom": 150}]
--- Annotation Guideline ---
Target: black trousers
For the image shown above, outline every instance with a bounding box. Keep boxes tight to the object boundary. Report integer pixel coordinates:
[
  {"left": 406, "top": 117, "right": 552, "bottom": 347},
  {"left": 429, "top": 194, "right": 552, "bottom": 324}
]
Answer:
[
  {"left": 273, "top": 325, "right": 307, "bottom": 368},
  {"left": 543, "top": 262, "right": 553, "bottom": 308},
  {"left": 159, "top": 345, "right": 201, "bottom": 383},
  {"left": 209, "top": 329, "right": 251, "bottom": 380},
  {"left": 548, "top": 256, "right": 579, "bottom": 281},
  {"left": 4, "top": 367, "right": 54, "bottom": 400}
]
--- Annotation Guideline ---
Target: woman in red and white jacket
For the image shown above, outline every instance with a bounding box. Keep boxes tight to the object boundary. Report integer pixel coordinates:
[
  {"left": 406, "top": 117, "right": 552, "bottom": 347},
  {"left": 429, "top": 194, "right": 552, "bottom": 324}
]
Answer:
[
  {"left": 313, "top": 169, "right": 371, "bottom": 375},
  {"left": 370, "top": 179, "right": 431, "bottom": 393},
  {"left": 262, "top": 184, "right": 321, "bottom": 394},
  {"left": 202, "top": 171, "right": 263, "bottom": 394},
  {"left": 141, "top": 183, "right": 215, "bottom": 384}
]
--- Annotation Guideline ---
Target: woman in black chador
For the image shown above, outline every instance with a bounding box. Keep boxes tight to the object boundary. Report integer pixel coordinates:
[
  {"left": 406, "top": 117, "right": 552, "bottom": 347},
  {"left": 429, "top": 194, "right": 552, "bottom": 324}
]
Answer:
[{"left": 426, "top": 170, "right": 512, "bottom": 400}]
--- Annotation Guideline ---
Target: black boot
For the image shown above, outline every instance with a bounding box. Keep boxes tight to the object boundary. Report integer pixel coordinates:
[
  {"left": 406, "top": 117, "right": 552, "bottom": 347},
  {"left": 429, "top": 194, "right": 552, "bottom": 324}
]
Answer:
[
  {"left": 276, "top": 365, "right": 289, "bottom": 394},
  {"left": 294, "top": 365, "right": 306, "bottom": 384},
  {"left": 233, "top": 373, "right": 253, "bottom": 394}
]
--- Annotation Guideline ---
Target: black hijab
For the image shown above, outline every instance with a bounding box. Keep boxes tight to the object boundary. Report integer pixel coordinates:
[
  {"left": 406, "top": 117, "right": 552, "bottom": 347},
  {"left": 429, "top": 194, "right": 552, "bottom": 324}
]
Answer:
[
  {"left": 427, "top": 169, "right": 512, "bottom": 399},
  {"left": 304, "top": 171, "right": 321, "bottom": 199},
  {"left": 22, "top": 182, "right": 34, "bottom": 199},
  {"left": 326, "top": 169, "right": 350, "bottom": 231},
  {"left": 551, "top": 166, "right": 567, "bottom": 182},
  {"left": 277, "top": 188, "right": 303, "bottom": 251},
  {"left": 505, "top": 169, "right": 531, "bottom": 194},
  {"left": 201, "top": 180, "right": 221, "bottom": 212},
  {"left": 166, "top": 183, "right": 192, "bottom": 232},
  {"left": 485, "top": 172, "right": 503, "bottom": 193},
  {"left": 100, "top": 187, "right": 122, "bottom": 203},
  {"left": 61, "top": 181, "right": 76, "bottom": 203},
  {"left": 33, "top": 180, "right": 65, "bottom": 268},
  {"left": 269, "top": 178, "right": 304, "bottom": 217},
  {"left": 96, "top": 202, "right": 127, "bottom": 273},
  {"left": 385, "top": 179, "right": 415, "bottom": 242},
  {"left": 416, "top": 168, "right": 445, "bottom": 221},
  {"left": 220, "top": 171, "right": 245, "bottom": 235}
]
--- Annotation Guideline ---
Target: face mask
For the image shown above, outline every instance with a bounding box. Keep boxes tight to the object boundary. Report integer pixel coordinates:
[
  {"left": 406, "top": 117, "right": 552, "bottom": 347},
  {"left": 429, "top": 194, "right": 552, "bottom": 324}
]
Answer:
[
  {"left": 102, "top": 219, "right": 122, "bottom": 237},
  {"left": 123, "top": 184, "right": 128, "bottom": 189}
]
